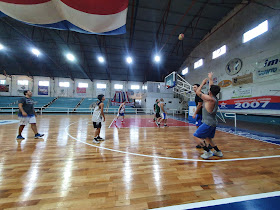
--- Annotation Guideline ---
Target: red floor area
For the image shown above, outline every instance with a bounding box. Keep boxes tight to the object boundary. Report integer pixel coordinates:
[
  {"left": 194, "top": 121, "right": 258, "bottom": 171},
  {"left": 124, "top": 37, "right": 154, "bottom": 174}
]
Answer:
[{"left": 109, "top": 118, "right": 192, "bottom": 128}]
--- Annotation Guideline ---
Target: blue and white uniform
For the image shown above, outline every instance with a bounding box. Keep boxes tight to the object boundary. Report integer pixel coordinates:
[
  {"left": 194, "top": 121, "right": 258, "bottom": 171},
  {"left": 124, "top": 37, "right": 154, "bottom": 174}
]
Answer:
[
  {"left": 160, "top": 102, "right": 167, "bottom": 120},
  {"left": 118, "top": 104, "right": 125, "bottom": 117}
]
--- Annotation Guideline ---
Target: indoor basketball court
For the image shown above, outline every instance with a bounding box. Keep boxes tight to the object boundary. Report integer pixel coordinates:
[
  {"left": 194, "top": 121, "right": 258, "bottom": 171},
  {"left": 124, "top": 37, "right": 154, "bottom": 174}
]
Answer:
[{"left": 0, "top": 0, "right": 280, "bottom": 209}]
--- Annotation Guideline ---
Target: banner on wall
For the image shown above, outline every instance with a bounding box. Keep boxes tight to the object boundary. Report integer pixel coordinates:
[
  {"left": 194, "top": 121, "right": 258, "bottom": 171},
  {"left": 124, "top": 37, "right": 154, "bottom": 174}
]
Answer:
[
  {"left": 76, "top": 87, "right": 86, "bottom": 94},
  {"left": 254, "top": 53, "right": 280, "bottom": 78},
  {"left": 38, "top": 86, "right": 48, "bottom": 95},
  {"left": 0, "top": 85, "right": 9, "bottom": 92},
  {"left": 232, "top": 73, "right": 253, "bottom": 86},
  {"left": 17, "top": 85, "right": 28, "bottom": 94},
  {"left": 96, "top": 88, "right": 105, "bottom": 96},
  {"left": 219, "top": 96, "right": 280, "bottom": 110},
  {"left": 60, "top": 88, "right": 67, "bottom": 96},
  {"left": 218, "top": 80, "right": 232, "bottom": 88},
  {"left": 207, "top": 77, "right": 218, "bottom": 85},
  {"left": 232, "top": 87, "right": 252, "bottom": 98}
]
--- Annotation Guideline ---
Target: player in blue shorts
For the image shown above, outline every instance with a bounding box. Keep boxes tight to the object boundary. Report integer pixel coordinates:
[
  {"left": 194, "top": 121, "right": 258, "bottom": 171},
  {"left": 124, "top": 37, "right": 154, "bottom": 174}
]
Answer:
[
  {"left": 193, "top": 84, "right": 213, "bottom": 150},
  {"left": 193, "top": 72, "right": 223, "bottom": 159}
]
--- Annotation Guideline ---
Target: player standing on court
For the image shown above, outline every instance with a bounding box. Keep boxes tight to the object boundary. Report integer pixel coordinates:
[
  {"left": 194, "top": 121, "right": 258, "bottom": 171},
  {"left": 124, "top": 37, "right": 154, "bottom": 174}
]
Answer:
[
  {"left": 17, "top": 90, "right": 44, "bottom": 139},
  {"left": 153, "top": 99, "right": 158, "bottom": 122},
  {"left": 158, "top": 98, "right": 168, "bottom": 127},
  {"left": 193, "top": 72, "right": 223, "bottom": 159},
  {"left": 92, "top": 94, "right": 106, "bottom": 144},
  {"left": 154, "top": 99, "right": 161, "bottom": 126},
  {"left": 116, "top": 101, "right": 126, "bottom": 123}
]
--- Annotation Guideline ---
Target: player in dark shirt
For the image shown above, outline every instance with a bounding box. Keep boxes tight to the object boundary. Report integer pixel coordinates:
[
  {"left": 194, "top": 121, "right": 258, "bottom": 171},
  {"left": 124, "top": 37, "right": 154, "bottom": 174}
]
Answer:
[
  {"left": 17, "top": 90, "right": 44, "bottom": 139},
  {"left": 193, "top": 84, "right": 203, "bottom": 128}
]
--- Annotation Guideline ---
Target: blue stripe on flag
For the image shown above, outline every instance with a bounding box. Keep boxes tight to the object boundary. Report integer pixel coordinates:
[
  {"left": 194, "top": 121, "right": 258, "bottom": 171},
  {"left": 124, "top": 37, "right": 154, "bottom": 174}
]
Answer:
[{"left": 0, "top": 12, "right": 126, "bottom": 35}]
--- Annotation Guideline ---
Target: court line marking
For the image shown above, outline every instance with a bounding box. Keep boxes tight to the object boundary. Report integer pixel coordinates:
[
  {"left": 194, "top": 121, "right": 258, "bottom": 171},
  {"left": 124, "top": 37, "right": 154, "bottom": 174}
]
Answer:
[
  {"left": 108, "top": 118, "right": 116, "bottom": 128},
  {"left": 150, "top": 191, "right": 280, "bottom": 210},
  {"left": 66, "top": 121, "right": 280, "bottom": 162}
]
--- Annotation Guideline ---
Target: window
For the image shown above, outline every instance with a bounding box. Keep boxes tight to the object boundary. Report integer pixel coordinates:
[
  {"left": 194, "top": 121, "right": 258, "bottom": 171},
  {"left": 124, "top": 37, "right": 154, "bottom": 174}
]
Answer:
[
  {"left": 212, "top": 45, "right": 226, "bottom": 59},
  {"left": 243, "top": 20, "right": 268, "bottom": 43},
  {"left": 38, "top": 81, "right": 49, "bottom": 87},
  {"left": 17, "top": 80, "right": 28, "bottom": 86},
  {"left": 0, "top": 80, "right": 6, "bottom": 85},
  {"left": 59, "top": 82, "right": 70, "bottom": 87},
  {"left": 114, "top": 84, "right": 123, "bottom": 89},
  {"left": 142, "top": 85, "right": 147, "bottom": 90},
  {"left": 182, "top": 67, "right": 188, "bottom": 75},
  {"left": 78, "top": 83, "right": 88, "bottom": 88},
  {"left": 97, "top": 83, "right": 106, "bottom": 89},
  {"left": 131, "top": 85, "right": 140, "bottom": 90},
  {"left": 194, "top": 59, "right": 203, "bottom": 69}
]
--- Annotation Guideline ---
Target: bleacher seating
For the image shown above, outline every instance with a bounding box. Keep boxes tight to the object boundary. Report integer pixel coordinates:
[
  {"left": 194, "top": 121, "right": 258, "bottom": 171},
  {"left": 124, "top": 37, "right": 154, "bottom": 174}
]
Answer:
[
  {"left": 76, "top": 98, "right": 98, "bottom": 112},
  {"left": 0, "top": 96, "right": 136, "bottom": 114},
  {"left": 0, "top": 96, "right": 21, "bottom": 107},
  {"left": 32, "top": 97, "right": 55, "bottom": 107},
  {"left": 46, "top": 97, "right": 81, "bottom": 112}
]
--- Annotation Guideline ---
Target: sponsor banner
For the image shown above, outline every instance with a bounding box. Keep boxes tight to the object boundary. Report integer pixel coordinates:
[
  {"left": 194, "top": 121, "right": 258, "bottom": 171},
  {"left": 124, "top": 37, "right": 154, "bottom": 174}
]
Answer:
[
  {"left": 219, "top": 96, "right": 280, "bottom": 110},
  {"left": 232, "top": 73, "right": 253, "bottom": 86},
  {"left": 207, "top": 77, "right": 218, "bottom": 85},
  {"left": 38, "top": 86, "right": 48, "bottom": 95},
  {"left": 76, "top": 87, "right": 86, "bottom": 94},
  {"left": 257, "top": 67, "right": 280, "bottom": 78},
  {"left": 254, "top": 53, "right": 280, "bottom": 79},
  {"left": 232, "top": 87, "right": 252, "bottom": 98},
  {"left": 218, "top": 80, "right": 232, "bottom": 88},
  {"left": 0, "top": 84, "right": 9, "bottom": 92},
  {"left": 17, "top": 85, "right": 28, "bottom": 93}
]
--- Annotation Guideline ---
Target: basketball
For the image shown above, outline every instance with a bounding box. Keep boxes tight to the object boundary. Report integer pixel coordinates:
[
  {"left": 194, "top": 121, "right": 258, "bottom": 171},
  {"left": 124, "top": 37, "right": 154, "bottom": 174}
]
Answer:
[{"left": 178, "top": 33, "right": 184, "bottom": 40}]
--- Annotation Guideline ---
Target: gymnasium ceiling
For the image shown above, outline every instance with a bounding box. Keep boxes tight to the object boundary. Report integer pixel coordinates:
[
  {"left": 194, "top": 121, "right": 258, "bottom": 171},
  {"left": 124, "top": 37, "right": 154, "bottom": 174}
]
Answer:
[{"left": 0, "top": 0, "right": 243, "bottom": 82}]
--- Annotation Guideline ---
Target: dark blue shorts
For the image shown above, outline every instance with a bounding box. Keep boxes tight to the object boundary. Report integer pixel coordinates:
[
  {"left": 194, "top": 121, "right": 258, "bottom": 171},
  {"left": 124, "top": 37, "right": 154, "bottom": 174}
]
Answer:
[
  {"left": 194, "top": 123, "right": 216, "bottom": 139},
  {"left": 118, "top": 113, "right": 124, "bottom": 116},
  {"left": 195, "top": 114, "right": 202, "bottom": 127}
]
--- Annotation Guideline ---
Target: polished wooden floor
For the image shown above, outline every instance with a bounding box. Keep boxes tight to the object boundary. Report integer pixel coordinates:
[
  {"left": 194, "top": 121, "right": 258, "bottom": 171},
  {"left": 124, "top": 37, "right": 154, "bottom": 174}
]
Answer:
[{"left": 0, "top": 115, "right": 280, "bottom": 209}]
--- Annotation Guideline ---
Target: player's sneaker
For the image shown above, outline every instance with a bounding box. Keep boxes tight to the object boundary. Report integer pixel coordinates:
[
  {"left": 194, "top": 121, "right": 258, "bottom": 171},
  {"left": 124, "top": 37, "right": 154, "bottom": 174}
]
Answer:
[
  {"left": 164, "top": 124, "right": 168, "bottom": 127},
  {"left": 200, "top": 151, "right": 214, "bottom": 159},
  {"left": 17, "top": 135, "right": 25, "bottom": 140},
  {"left": 93, "top": 138, "right": 100, "bottom": 144},
  {"left": 97, "top": 136, "right": 105, "bottom": 141},
  {"left": 35, "top": 133, "right": 44, "bottom": 139},
  {"left": 213, "top": 150, "right": 223, "bottom": 157}
]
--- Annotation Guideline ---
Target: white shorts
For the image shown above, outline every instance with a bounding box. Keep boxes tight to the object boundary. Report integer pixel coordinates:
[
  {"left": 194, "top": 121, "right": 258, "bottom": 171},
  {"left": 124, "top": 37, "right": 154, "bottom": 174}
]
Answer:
[
  {"left": 161, "top": 113, "right": 167, "bottom": 120},
  {"left": 19, "top": 116, "right": 36, "bottom": 125}
]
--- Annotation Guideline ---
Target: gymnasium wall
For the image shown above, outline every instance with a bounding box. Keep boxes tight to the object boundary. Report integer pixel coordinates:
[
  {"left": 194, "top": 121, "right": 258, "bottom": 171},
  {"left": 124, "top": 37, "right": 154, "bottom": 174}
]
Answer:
[
  {"left": 0, "top": 74, "right": 144, "bottom": 100},
  {"left": 180, "top": 0, "right": 280, "bottom": 115}
]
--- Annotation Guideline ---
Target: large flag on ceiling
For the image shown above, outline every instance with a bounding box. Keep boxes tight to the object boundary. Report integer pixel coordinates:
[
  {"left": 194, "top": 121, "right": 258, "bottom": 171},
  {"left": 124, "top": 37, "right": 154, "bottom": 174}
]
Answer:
[{"left": 0, "top": 0, "right": 128, "bottom": 35}]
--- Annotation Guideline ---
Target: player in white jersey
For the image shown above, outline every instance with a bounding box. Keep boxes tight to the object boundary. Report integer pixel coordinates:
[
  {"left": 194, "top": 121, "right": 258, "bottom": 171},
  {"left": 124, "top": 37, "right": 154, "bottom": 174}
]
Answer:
[
  {"left": 92, "top": 94, "right": 105, "bottom": 144},
  {"left": 158, "top": 98, "right": 168, "bottom": 127},
  {"left": 116, "top": 101, "right": 126, "bottom": 123}
]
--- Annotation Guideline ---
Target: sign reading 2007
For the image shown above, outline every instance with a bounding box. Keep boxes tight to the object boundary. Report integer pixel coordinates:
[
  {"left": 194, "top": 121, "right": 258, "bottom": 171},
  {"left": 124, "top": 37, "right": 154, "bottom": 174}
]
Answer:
[{"left": 219, "top": 96, "right": 280, "bottom": 110}]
